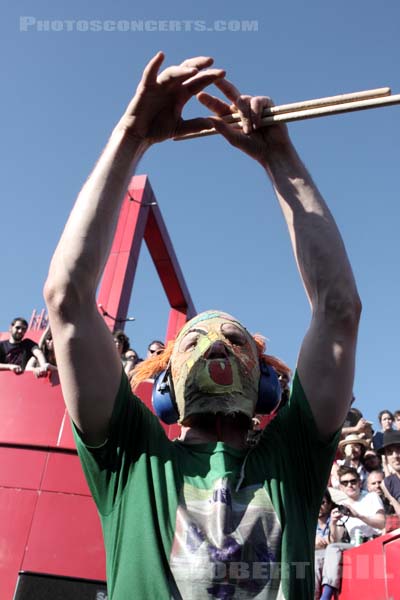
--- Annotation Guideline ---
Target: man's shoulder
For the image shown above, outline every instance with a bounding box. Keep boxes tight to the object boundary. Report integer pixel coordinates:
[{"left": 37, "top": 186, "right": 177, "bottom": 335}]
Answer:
[
  {"left": 359, "top": 489, "right": 377, "bottom": 500},
  {"left": 358, "top": 490, "right": 383, "bottom": 510},
  {"left": 21, "top": 337, "right": 37, "bottom": 348},
  {"left": 0, "top": 339, "right": 34, "bottom": 348}
]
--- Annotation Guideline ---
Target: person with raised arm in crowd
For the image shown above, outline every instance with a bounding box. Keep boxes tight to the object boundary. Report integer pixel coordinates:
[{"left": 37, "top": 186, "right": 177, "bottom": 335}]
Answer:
[
  {"left": 44, "top": 53, "right": 361, "bottom": 599},
  {"left": 330, "top": 433, "right": 369, "bottom": 490},
  {"left": 340, "top": 405, "right": 372, "bottom": 440},
  {"left": 0, "top": 317, "right": 48, "bottom": 376}
]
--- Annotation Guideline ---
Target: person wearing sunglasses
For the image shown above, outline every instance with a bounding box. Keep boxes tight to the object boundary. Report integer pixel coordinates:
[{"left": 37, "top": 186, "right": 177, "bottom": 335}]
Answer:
[
  {"left": 336, "top": 465, "right": 384, "bottom": 541},
  {"left": 146, "top": 340, "right": 165, "bottom": 358},
  {"left": 318, "top": 466, "right": 384, "bottom": 599}
]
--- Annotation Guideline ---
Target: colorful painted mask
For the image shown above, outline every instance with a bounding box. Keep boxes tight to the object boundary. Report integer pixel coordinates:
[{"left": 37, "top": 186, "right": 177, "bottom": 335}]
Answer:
[{"left": 170, "top": 311, "right": 260, "bottom": 424}]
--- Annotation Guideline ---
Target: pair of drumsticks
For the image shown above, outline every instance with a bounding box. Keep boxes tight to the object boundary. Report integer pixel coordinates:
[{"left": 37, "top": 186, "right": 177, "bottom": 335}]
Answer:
[{"left": 175, "top": 87, "right": 400, "bottom": 141}]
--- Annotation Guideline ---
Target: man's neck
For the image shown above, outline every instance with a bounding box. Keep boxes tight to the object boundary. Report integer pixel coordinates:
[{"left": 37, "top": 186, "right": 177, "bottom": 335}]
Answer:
[
  {"left": 178, "top": 414, "right": 251, "bottom": 450},
  {"left": 347, "top": 491, "right": 361, "bottom": 503}
]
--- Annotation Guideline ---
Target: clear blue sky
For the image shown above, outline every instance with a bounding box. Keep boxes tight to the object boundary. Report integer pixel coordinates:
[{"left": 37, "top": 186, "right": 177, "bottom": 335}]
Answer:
[{"left": 1, "top": 1, "right": 399, "bottom": 430}]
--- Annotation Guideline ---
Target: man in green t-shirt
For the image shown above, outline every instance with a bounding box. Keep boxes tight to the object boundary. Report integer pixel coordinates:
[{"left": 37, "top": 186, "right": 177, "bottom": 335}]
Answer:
[{"left": 45, "top": 53, "right": 361, "bottom": 599}]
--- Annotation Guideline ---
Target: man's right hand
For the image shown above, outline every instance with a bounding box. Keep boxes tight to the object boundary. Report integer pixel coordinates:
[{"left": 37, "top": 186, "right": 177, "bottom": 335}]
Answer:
[
  {"left": 330, "top": 507, "right": 343, "bottom": 525},
  {"left": 197, "top": 78, "right": 293, "bottom": 167},
  {"left": 9, "top": 364, "right": 22, "bottom": 374},
  {"left": 115, "top": 52, "right": 225, "bottom": 145}
]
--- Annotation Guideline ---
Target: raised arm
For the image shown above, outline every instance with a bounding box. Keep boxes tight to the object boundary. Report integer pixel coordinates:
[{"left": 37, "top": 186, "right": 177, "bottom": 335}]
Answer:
[
  {"left": 44, "top": 53, "right": 224, "bottom": 445},
  {"left": 381, "top": 481, "right": 400, "bottom": 516},
  {"left": 198, "top": 80, "right": 361, "bottom": 439}
]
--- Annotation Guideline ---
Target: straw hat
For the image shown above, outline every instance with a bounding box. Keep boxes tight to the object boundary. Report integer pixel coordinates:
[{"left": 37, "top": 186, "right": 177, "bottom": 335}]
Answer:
[{"left": 338, "top": 433, "right": 370, "bottom": 451}]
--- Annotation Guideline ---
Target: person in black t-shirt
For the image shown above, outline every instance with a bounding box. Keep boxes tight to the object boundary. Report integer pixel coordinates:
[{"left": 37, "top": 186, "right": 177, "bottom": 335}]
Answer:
[{"left": 0, "top": 317, "right": 48, "bottom": 375}]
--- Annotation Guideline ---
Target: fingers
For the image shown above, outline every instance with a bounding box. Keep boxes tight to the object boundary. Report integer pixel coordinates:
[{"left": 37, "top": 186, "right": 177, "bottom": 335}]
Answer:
[
  {"left": 214, "top": 79, "right": 274, "bottom": 134},
  {"left": 157, "top": 65, "right": 199, "bottom": 86},
  {"left": 157, "top": 56, "right": 216, "bottom": 86},
  {"left": 197, "top": 92, "right": 231, "bottom": 117},
  {"left": 175, "top": 116, "right": 215, "bottom": 137},
  {"left": 214, "top": 78, "right": 242, "bottom": 104},
  {"left": 213, "top": 78, "right": 252, "bottom": 132},
  {"left": 209, "top": 116, "right": 247, "bottom": 148},
  {"left": 250, "top": 96, "right": 274, "bottom": 129},
  {"left": 212, "top": 78, "right": 252, "bottom": 132},
  {"left": 235, "top": 95, "right": 274, "bottom": 134},
  {"left": 235, "top": 95, "right": 253, "bottom": 134},
  {"left": 183, "top": 69, "right": 226, "bottom": 97},
  {"left": 180, "top": 56, "right": 214, "bottom": 70},
  {"left": 140, "top": 51, "right": 165, "bottom": 86},
  {"left": 140, "top": 54, "right": 214, "bottom": 89}
]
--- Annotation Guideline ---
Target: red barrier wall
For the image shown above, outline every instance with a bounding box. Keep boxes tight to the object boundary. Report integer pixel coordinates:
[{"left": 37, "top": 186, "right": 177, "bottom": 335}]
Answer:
[
  {"left": 1, "top": 371, "right": 400, "bottom": 599},
  {"left": 0, "top": 369, "right": 182, "bottom": 599}
]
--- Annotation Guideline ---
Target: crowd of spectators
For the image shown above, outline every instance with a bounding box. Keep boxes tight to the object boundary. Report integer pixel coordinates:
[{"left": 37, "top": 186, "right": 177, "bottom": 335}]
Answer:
[
  {"left": 113, "top": 329, "right": 141, "bottom": 376},
  {"left": 0, "top": 316, "right": 162, "bottom": 381},
  {"left": 315, "top": 404, "right": 400, "bottom": 599}
]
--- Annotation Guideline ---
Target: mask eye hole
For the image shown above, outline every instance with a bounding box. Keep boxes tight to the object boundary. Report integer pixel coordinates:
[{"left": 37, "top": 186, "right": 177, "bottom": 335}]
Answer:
[
  {"left": 179, "top": 328, "right": 207, "bottom": 352},
  {"left": 220, "top": 323, "right": 247, "bottom": 346}
]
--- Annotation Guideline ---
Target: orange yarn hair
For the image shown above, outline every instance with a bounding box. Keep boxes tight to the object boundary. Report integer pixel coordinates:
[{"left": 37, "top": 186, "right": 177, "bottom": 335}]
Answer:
[
  {"left": 130, "top": 339, "right": 174, "bottom": 390},
  {"left": 252, "top": 333, "right": 292, "bottom": 378},
  {"left": 130, "top": 332, "right": 291, "bottom": 392}
]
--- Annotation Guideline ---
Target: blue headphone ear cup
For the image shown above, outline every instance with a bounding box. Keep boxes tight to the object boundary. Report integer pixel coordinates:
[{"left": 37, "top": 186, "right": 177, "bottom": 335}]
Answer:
[
  {"left": 256, "top": 361, "right": 282, "bottom": 414},
  {"left": 152, "top": 370, "right": 179, "bottom": 425}
]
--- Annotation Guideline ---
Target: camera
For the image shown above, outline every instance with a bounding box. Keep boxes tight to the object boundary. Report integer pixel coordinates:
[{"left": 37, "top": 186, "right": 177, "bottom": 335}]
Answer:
[{"left": 337, "top": 504, "right": 352, "bottom": 517}]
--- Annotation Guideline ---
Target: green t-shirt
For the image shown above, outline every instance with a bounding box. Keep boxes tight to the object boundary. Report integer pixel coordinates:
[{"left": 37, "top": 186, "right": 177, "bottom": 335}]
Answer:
[{"left": 73, "top": 371, "right": 339, "bottom": 600}]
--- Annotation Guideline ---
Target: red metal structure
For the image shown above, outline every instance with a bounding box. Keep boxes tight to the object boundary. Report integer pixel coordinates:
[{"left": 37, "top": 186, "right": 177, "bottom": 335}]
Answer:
[
  {"left": 0, "top": 176, "right": 193, "bottom": 598},
  {"left": 0, "top": 175, "right": 399, "bottom": 599},
  {"left": 97, "top": 174, "right": 195, "bottom": 339}
]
